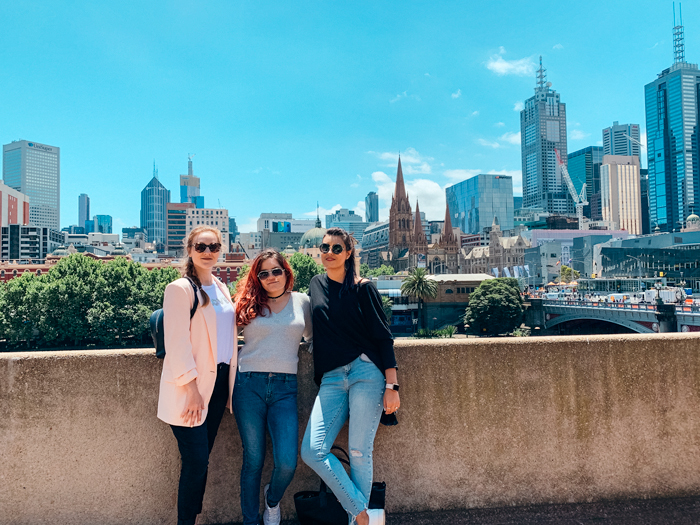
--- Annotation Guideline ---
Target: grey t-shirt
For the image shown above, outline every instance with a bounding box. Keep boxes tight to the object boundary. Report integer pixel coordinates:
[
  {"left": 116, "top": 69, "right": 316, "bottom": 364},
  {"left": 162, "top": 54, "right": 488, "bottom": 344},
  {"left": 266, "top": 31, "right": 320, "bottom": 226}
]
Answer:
[{"left": 238, "top": 292, "right": 312, "bottom": 374}]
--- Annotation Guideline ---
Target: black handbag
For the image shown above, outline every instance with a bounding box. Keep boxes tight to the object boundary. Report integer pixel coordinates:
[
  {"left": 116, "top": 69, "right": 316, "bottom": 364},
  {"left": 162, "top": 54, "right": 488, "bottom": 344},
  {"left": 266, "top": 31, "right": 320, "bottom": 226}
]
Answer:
[{"left": 294, "top": 446, "right": 386, "bottom": 525}]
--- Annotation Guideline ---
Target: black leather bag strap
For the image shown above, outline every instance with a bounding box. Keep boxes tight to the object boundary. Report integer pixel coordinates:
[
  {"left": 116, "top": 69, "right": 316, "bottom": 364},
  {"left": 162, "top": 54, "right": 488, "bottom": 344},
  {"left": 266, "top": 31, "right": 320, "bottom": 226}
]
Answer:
[
  {"left": 319, "top": 446, "right": 351, "bottom": 498},
  {"left": 185, "top": 277, "right": 199, "bottom": 319}
]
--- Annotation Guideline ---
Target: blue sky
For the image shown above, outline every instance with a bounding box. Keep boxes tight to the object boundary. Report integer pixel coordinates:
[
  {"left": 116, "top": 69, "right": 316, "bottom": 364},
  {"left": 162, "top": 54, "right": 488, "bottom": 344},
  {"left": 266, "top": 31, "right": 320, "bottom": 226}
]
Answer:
[{"left": 2, "top": 1, "right": 696, "bottom": 234}]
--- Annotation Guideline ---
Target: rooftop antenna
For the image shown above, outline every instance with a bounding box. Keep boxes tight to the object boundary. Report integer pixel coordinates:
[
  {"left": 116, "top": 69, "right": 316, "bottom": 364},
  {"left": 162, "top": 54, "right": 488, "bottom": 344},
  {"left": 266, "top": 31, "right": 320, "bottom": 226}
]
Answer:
[
  {"left": 188, "top": 153, "right": 195, "bottom": 176},
  {"left": 536, "top": 56, "right": 547, "bottom": 91},
  {"left": 674, "top": 2, "right": 686, "bottom": 63},
  {"left": 153, "top": 160, "right": 158, "bottom": 180}
]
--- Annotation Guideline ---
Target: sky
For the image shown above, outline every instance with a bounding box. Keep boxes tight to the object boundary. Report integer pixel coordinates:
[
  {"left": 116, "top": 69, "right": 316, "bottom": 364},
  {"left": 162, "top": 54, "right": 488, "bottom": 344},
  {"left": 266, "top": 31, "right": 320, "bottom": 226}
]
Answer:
[{"left": 2, "top": 0, "right": 697, "bottom": 234}]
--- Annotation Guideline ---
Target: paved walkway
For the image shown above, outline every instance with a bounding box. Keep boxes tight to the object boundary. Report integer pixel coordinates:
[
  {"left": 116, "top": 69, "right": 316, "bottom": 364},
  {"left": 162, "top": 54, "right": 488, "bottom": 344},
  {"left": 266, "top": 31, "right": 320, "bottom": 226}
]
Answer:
[{"left": 267, "top": 496, "right": 700, "bottom": 524}]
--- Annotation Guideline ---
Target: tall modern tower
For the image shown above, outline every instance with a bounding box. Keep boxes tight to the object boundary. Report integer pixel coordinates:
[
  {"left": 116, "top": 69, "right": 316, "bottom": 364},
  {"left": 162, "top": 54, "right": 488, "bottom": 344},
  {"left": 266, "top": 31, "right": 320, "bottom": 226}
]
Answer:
[
  {"left": 2, "top": 140, "right": 60, "bottom": 230},
  {"left": 180, "top": 155, "right": 204, "bottom": 209},
  {"left": 78, "top": 193, "right": 90, "bottom": 227},
  {"left": 520, "top": 57, "right": 571, "bottom": 214},
  {"left": 365, "top": 191, "right": 379, "bottom": 223},
  {"left": 140, "top": 163, "right": 171, "bottom": 250},
  {"left": 602, "top": 122, "right": 641, "bottom": 159},
  {"left": 645, "top": 8, "right": 700, "bottom": 232}
]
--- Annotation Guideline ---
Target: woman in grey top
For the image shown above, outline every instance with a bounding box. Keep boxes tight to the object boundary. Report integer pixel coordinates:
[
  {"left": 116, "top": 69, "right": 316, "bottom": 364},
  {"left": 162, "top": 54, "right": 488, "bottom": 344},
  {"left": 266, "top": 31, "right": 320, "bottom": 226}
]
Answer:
[{"left": 233, "top": 248, "right": 312, "bottom": 525}]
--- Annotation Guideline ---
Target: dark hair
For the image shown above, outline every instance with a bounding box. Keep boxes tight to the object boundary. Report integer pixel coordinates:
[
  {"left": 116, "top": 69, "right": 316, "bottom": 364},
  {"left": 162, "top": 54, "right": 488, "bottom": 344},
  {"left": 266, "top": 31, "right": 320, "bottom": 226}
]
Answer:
[
  {"left": 182, "top": 225, "right": 223, "bottom": 307},
  {"left": 324, "top": 227, "right": 357, "bottom": 295},
  {"left": 234, "top": 248, "right": 294, "bottom": 326}
]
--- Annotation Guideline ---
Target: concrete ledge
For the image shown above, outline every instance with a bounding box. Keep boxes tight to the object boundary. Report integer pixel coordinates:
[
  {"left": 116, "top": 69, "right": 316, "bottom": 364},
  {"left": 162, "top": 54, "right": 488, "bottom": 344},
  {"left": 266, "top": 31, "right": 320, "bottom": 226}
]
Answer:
[{"left": 3, "top": 334, "right": 700, "bottom": 524}]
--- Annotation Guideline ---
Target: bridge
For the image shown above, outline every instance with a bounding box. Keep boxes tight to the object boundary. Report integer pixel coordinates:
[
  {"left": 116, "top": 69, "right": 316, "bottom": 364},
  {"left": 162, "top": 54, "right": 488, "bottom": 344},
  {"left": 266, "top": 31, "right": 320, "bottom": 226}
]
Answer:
[{"left": 526, "top": 299, "right": 700, "bottom": 334}]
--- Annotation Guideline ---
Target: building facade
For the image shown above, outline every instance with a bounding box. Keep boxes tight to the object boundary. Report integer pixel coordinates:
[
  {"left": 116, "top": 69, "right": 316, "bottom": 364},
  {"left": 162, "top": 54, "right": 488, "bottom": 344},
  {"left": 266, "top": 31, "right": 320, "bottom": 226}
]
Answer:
[
  {"left": 94, "top": 215, "right": 113, "bottom": 234},
  {"left": 567, "top": 146, "right": 604, "bottom": 219},
  {"left": 256, "top": 213, "right": 315, "bottom": 234},
  {"left": 1, "top": 225, "right": 63, "bottom": 263},
  {"left": 644, "top": 20, "right": 700, "bottom": 233},
  {"left": 461, "top": 218, "right": 530, "bottom": 277},
  {"left": 326, "top": 208, "right": 368, "bottom": 243},
  {"left": 166, "top": 202, "right": 195, "bottom": 255},
  {"left": 2, "top": 140, "right": 60, "bottom": 230},
  {"left": 78, "top": 194, "right": 90, "bottom": 228},
  {"left": 140, "top": 169, "right": 170, "bottom": 251},
  {"left": 360, "top": 220, "right": 389, "bottom": 269},
  {"left": 445, "top": 173, "right": 514, "bottom": 235},
  {"left": 602, "top": 121, "right": 641, "bottom": 158},
  {"left": 180, "top": 156, "right": 204, "bottom": 208},
  {"left": 365, "top": 191, "right": 379, "bottom": 223},
  {"left": 520, "top": 58, "right": 570, "bottom": 215},
  {"left": 600, "top": 155, "right": 642, "bottom": 234},
  {"left": 0, "top": 181, "right": 30, "bottom": 227},
  {"left": 388, "top": 157, "right": 413, "bottom": 261}
]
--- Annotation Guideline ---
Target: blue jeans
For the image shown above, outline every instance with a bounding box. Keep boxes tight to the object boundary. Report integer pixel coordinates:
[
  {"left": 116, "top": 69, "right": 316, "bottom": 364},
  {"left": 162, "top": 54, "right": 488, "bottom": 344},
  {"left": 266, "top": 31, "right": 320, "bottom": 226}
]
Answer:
[
  {"left": 170, "top": 363, "right": 230, "bottom": 525},
  {"left": 233, "top": 371, "right": 299, "bottom": 525},
  {"left": 301, "top": 356, "right": 385, "bottom": 523}
]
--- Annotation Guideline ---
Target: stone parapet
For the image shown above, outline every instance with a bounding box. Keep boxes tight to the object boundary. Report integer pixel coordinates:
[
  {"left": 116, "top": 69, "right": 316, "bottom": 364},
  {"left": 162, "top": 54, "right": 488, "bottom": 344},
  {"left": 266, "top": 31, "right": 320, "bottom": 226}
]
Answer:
[{"left": 2, "top": 334, "right": 700, "bottom": 523}]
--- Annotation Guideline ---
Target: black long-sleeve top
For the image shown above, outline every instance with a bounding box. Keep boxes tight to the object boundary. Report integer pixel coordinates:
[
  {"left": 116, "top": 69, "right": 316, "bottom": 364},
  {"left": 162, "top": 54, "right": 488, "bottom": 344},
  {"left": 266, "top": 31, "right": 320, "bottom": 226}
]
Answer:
[{"left": 308, "top": 274, "right": 397, "bottom": 385}]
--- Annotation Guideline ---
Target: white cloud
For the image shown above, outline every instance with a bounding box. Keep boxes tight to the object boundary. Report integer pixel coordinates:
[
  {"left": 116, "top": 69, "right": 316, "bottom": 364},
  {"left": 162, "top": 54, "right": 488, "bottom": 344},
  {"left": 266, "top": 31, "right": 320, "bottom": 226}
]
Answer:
[
  {"left": 478, "top": 138, "right": 501, "bottom": 149},
  {"left": 500, "top": 131, "right": 521, "bottom": 145},
  {"left": 553, "top": 43, "right": 564, "bottom": 50},
  {"left": 596, "top": 140, "right": 603, "bottom": 146},
  {"left": 370, "top": 171, "right": 446, "bottom": 221},
  {"left": 486, "top": 48, "right": 536, "bottom": 77},
  {"left": 425, "top": 72, "right": 431, "bottom": 77},
  {"left": 390, "top": 91, "right": 421, "bottom": 103},
  {"left": 353, "top": 200, "right": 366, "bottom": 218},
  {"left": 443, "top": 169, "right": 480, "bottom": 181},
  {"left": 513, "top": 101, "right": 524, "bottom": 111},
  {"left": 303, "top": 204, "right": 342, "bottom": 218},
  {"left": 640, "top": 131, "right": 647, "bottom": 150},
  {"left": 452, "top": 89, "right": 462, "bottom": 99},
  {"left": 350, "top": 183, "right": 359, "bottom": 188},
  {"left": 237, "top": 217, "right": 260, "bottom": 234},
  {"left": 471, "top": 110, "right": 479, "bottom": 116},
  {"left": 494, "top": 122, "right": 505, "bottom": 127},
  {"left": 570, "top": 129, "right": 590, "bottom": 140},
  {"left": 368, "top": 147, "right": 433, "bottom": 174}
]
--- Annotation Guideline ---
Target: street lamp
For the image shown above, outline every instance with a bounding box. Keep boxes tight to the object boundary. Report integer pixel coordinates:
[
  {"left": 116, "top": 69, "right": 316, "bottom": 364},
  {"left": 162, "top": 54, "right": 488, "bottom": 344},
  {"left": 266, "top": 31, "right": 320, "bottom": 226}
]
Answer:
[{"left": 625, "top": 254, "right": 644, "bottom": 292}]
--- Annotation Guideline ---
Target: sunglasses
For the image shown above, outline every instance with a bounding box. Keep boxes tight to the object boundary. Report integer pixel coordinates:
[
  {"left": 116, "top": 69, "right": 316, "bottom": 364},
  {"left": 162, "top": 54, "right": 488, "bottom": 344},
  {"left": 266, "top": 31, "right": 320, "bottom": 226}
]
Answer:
[
  {"left": 319, "top": 243, "right": 345, "bottom": 255},
  {"left": 258, "top": 267, "right": 285, "bottom": 280},
  {"left": 191, "top": 242, "right": 221, "bottom": 253}
]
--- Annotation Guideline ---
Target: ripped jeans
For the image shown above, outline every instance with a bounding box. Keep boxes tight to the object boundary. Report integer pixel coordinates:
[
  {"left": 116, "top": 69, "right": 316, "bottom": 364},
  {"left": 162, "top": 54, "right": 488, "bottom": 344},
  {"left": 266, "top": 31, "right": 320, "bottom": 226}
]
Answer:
[{"left": 301, "top": 355, "right": 385, "bottom": 523}]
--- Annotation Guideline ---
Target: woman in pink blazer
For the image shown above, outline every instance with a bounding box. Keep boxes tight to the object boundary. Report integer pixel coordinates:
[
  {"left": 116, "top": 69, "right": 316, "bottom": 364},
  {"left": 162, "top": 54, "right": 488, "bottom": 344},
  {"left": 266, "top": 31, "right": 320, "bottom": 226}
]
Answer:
[{"left": 157, "top": 225, "right": 237, "bottom": 525}]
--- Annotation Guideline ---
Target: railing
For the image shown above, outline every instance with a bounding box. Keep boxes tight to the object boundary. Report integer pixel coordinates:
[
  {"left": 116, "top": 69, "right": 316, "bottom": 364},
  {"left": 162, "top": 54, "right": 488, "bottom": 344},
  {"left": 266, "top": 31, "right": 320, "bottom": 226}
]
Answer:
[{"left": 542, "top": 300, "right": 700, "bottom": 314}]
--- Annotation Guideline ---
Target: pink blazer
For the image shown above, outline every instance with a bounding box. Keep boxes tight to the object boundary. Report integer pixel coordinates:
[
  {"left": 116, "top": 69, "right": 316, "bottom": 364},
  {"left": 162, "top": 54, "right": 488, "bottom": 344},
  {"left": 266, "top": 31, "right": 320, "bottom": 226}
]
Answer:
[{"left": 157, "top": 277, "right": 237, "bottom": 427}]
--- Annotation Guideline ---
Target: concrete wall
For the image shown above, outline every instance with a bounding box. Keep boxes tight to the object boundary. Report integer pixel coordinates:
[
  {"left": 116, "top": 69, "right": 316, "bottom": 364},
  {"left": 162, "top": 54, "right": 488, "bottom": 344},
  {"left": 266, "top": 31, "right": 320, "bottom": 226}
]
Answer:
[{"left": 3, "top": 334, "right": 700, "bottom": 524}]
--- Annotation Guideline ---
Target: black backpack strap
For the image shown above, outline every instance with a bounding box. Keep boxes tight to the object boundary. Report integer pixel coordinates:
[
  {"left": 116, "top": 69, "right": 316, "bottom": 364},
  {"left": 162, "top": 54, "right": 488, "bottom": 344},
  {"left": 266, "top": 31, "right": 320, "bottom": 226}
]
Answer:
[{"left": 185, "top": 277, "right": 199, "bottom": 319}]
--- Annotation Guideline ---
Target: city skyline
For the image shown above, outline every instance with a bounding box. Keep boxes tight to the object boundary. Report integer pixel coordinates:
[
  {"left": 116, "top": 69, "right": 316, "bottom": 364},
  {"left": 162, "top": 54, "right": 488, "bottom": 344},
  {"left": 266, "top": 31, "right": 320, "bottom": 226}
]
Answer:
[{"left": 3, "top": 1, "right": 697, "bottom": 234}]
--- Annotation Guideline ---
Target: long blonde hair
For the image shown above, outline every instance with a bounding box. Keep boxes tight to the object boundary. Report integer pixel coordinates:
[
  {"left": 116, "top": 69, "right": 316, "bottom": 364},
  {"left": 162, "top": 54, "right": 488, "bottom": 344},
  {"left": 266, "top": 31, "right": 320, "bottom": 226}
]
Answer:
[{"left": 181, "top": 226, "right": 223, "bottom": 307}]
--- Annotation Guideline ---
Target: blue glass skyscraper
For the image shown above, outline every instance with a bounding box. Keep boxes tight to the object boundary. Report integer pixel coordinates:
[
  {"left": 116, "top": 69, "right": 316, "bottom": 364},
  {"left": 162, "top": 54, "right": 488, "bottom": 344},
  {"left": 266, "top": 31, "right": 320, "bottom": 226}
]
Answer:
[
  {"left": 645, "top": 14, "right": 700, "bottom": 232},
  {"left": 140, "top": 164, "right": 170, "bottom": 250},
  {"left": 445, "top": 174, "right": 514, "bottom": 235}
]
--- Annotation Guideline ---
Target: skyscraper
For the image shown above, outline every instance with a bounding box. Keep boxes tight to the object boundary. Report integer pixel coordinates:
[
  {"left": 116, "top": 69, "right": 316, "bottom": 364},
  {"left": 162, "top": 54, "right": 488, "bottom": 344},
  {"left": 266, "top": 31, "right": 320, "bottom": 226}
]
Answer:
[
  {"left": 445, "top": 174, "right": 514, "bottom": 235},
  {"left": 520, "top": 57, "right": 571, "bottom": 214},
  {"left": 602, "top": 122, "right": 641, "bottom": 158},
  {"left": 94, "top": 215, "right": 112, "bottom": 234},
  {"left": 365, "top": 191, "right": 379, "bottom": 223},
  {"left": 567, "top": 146, "right": 604, "bottom": 218},
  {"left": 2, "top": 140, "right": 60, "bottom": 230},
  {"left": 78, "top": 194, "right": 90, "bottom": 228},
  {"left": 140, "top": 164, "right": 170, "bottom": 250},
  {"left": 180, "top": 155, "right": 204, "bottom": 208},
  {"left": 600, "top": 155, "right": 642, "bottom": 234},
  {"left": 645, "top": 12, "right": 700, "bottom": 232}
]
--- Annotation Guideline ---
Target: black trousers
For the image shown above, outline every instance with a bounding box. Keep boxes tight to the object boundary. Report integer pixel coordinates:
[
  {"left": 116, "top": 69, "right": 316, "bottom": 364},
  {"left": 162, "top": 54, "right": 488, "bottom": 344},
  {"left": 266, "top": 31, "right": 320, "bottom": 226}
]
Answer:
[{"left": 170, "top": 363, "right": 230, "bottom": 525}]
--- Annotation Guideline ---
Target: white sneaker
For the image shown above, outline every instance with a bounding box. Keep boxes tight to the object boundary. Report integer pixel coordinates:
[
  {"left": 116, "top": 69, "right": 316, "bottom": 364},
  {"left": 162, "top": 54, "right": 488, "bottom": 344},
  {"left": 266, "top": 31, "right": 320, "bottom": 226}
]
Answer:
[
  {"left": 263, "top": 484, "right": 281, "bottom": 525},
  {"left": 367, "top": 508, "right": 385, "bottom": 525}
]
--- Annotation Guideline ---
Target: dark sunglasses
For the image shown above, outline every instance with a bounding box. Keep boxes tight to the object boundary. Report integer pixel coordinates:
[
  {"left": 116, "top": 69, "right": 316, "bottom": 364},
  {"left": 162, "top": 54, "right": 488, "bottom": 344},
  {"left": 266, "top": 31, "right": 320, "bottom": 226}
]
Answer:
[
  {"left": 319, "top": 243, "right": 345, "bottom": 255},
  {"left": 191, "top": 242, "right": 221, "bottom": 253},
  {"left": 258, "top": 267, "right": 285, "bottom": 280}
]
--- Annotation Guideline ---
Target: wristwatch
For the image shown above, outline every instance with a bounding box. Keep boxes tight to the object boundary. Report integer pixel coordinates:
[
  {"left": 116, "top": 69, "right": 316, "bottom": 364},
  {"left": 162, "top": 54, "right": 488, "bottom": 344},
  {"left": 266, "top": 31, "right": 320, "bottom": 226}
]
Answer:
[{"left": 385, "top": 383, "right": 400, "bottom": 391}]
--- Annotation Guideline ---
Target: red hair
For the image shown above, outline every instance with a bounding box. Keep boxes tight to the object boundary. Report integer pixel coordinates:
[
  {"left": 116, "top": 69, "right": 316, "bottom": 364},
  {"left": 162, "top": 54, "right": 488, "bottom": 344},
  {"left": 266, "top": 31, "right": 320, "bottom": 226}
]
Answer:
[{"left": 235, "top": 249, "right": 295, "bottom": 326}]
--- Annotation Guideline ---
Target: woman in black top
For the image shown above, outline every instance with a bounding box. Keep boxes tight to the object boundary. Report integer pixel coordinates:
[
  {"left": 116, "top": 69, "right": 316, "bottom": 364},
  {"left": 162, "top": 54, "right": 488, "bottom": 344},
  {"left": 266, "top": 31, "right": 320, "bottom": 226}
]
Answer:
[{"left": 301, "top": 228, "right": 399, "bottom": 525}]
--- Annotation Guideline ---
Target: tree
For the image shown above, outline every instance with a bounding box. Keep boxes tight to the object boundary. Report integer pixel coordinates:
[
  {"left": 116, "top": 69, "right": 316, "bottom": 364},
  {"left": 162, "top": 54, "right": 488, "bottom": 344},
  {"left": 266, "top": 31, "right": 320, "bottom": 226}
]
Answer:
[
  {"left": 381, "top": 296, "right": 393, "bottom": 323},
  {"left": 0, "top": 272, "right": 45, "bottom": 346},
  {"left": 369, "top": 264, "right": 396, "bottom": 278},
  {"left": 231, "top": 264, "right": 249, "bottom": 296},
  {"left": 287, "top": 252, "right": 324, "bottom": 293},
  {"left": 400, "top": 267, "right": 438, "bottom": 329},
  {"left": 560, "top": 265, "right": 580, "bottom": 283},
  {"left": 359, "top": 263, "right": 370, "bottom": 278},
  {"left": 464, "top": 278, "right": 524, "bottom": 336}
]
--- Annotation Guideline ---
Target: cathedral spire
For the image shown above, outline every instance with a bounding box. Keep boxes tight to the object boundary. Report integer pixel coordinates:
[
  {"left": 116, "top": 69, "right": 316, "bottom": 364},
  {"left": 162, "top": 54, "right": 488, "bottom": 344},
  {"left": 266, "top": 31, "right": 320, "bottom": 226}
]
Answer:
[
  {"left": 394, "top": 156, "right": 407, "bottom": 203},
  {"left": 443, "top": 203, "right": 454, "bottom": 241},
  {"left": 413, "top": 201, "right": 423, "bottom": 239}
]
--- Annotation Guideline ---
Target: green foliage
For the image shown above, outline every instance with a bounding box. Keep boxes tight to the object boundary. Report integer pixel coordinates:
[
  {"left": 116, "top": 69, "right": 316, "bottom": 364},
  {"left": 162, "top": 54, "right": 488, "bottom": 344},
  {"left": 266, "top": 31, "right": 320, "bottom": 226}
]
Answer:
[
  {"left": 0, "top": 254, "right": 181, "bottom": 350},
  {"left": 511, "top": 327, "right": 531, "bottom": 337},
  {"left": 414, "top": 326, "right": 457, "bottom": 339},
  {"left": 287, "top": 252, "right": 324, "bottom": 293},
  {"left": 464, "top": 278, "right": 524, "bottom": 337},
  {"left": 381, "top": 296, "right": 393, "bottom": 321},
  {"left": 560, "top": 265, "right": 580, "bottom": 283},
  {"left": 231, "top": 264, "right": 249, "bottom": 296},
  {"left": 400, "top": 268, "right": 438, "bottom": 330},
  {"left": 368, "top": 264, "right": 396, "bottom": 278},
  {"left": 360, "top": 263, "right": 370, "bottom": 278}
]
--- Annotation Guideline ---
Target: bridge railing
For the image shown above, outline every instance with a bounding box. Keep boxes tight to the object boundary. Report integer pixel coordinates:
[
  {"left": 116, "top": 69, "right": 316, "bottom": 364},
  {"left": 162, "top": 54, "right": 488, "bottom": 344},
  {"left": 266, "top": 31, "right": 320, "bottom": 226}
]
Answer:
[{"left": 542, "top": 300, "right": 700, "bottom": 314}]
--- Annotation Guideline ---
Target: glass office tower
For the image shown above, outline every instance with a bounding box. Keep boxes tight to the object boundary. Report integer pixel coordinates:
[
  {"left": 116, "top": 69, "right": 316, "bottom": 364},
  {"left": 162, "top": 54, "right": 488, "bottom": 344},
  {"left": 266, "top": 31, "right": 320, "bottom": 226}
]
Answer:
[
  {"left": 140, "top": 167, "right": 170, "bottom": 250},
  {"left": 645, "top": 17, "right": 700, "bottom": 232},
  {"left": 365, "top": 191, "right": 379, "bottom": 223},
  {"left": 2, "top": 140, "right": 60, "bottom": 230},
  {"left": 568, "top": 146, "right": 604, "bottom": 219},
  {"left": 446, "top": 174, "right": 514, "bottom": 235}
]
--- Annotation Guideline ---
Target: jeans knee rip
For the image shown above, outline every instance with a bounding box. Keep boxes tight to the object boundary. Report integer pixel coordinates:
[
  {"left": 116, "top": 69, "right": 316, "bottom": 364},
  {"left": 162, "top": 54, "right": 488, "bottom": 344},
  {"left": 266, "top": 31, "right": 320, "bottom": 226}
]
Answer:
[{"left": 350, "top": 449, "right": 363, "bottom": 457}]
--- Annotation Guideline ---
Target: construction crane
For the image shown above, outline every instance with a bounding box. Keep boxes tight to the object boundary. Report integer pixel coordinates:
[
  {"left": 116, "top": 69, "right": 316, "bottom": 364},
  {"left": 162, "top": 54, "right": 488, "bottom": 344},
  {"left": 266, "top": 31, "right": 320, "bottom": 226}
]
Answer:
[{"left": 555, "top": 148, "right": 589, "bottom": 230}]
